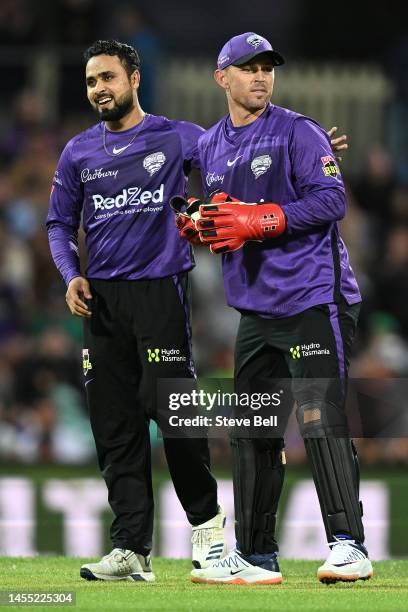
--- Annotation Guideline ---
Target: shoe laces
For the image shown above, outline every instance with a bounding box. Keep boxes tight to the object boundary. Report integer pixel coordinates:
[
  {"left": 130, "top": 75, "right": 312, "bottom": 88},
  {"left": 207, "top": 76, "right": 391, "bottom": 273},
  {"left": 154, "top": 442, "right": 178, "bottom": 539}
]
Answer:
[
  {"left": 191, "top": 528, "right": 213, "bottom": 547},
  {"left": 212, "top": 550, "right": 246, "bottom": 569},
  {"left": 327, "top": 539, "right": 366, "bottom": 563},
  {"left": 104, "top": 549, "right": 135, "bottom": 574}
]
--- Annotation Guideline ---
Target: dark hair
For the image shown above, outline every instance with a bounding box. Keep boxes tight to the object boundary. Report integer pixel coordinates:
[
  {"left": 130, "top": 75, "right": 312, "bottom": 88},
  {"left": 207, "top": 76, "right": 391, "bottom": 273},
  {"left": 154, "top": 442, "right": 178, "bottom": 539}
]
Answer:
[{"left": 83, "top": 39, "right": 140, "bottom": 78}]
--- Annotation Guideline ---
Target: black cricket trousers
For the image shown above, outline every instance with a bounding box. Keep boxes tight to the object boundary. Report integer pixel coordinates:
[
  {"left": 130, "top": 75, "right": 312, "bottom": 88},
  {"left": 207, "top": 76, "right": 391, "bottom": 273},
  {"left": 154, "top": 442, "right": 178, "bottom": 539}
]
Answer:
[{"left": 83, "top": 274, "right": 218, "bottom": 556}]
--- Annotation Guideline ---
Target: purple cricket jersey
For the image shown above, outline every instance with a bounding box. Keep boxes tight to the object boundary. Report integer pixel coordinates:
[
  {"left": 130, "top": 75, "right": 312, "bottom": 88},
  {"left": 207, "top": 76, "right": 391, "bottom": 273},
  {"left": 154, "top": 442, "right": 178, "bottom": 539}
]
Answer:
[
  {"left": 47, "top": 114, "right": 204, "bottom": 285},
  {"left": 197, "top": 103, "right": 361, "bottom": 317}
]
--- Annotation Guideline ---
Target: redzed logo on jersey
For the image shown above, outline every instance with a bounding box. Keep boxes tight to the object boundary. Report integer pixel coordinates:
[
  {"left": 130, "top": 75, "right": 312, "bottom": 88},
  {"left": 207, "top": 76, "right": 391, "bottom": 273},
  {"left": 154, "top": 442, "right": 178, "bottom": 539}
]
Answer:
[{"left": 321, "top": 155, "right": 339, "bottom": 177}]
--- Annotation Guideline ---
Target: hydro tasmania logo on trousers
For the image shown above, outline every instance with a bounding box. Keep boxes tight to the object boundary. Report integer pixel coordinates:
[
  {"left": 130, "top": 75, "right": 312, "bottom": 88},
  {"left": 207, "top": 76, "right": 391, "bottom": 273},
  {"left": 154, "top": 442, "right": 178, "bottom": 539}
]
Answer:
[
  {"left": 147, "top": 348, "right": 187, "bottom": 363},
  {"left": 92, "top": 185, "right": 164, "bottom": 211},
  {"left": 290, "top": 342, "right": 331, "bottom": 359}
]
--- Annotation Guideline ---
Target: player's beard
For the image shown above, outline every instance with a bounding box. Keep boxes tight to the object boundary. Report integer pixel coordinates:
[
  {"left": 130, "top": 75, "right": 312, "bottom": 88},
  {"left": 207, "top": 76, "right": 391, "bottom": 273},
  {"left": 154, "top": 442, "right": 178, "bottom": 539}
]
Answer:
[
  {"left": 246, "top": 91, "right": 272, "bottom": 114},
  {"left": 95, "top": 88, "right": 134, "bottom": 121},
  {"left": 247, "top": 101, "right": 268, "bottom": 113},
  {"left": 230, "top": 89, "right": 272, "bottom": 115},
  {"left": 237, "top": 99, "right": 268, "bottom": 116}
]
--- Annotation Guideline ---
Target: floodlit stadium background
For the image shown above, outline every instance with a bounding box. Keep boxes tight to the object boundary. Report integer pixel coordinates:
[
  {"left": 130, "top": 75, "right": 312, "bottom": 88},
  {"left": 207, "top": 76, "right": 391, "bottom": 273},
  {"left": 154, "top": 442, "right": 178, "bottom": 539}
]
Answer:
[{"left": 0, "top": 0, "right": 407, "bottom": 559}]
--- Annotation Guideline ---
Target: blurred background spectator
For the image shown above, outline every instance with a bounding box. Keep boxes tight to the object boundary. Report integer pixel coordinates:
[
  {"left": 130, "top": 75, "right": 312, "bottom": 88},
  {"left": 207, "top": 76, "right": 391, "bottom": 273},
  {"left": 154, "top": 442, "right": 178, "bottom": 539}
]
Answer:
[
  {"left": 0, "top": 0, "right": 407, "bottom": 468},
  {"left": 112, "top": 5, "right": 162, "bottom": 113}
]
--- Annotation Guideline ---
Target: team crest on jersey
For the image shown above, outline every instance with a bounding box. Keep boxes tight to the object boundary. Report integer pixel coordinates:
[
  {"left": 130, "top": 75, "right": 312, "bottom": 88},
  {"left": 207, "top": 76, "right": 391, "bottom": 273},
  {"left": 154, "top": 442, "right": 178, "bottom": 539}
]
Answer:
[
  {"left": 321, "top": 155, "right": 339, "bottom": 177},
  {"left": 143, "top": 152, "right": 166, "bottom": 176},
  {"left": 246, "top": 34, "right": 265, "bottom": 49},
  {"left": 251, "top": 155, "right": 272, "bottom": 179}
]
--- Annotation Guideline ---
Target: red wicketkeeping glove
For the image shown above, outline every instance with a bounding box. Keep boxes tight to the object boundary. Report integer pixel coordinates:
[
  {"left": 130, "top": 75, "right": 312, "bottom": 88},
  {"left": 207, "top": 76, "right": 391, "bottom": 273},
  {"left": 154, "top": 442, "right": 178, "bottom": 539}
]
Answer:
[
  {"left": 170, "top": 191, "right": 236, "bottom": 246},
  {"left": 196, "top": 201, "right": 286, "bottom": 254}
]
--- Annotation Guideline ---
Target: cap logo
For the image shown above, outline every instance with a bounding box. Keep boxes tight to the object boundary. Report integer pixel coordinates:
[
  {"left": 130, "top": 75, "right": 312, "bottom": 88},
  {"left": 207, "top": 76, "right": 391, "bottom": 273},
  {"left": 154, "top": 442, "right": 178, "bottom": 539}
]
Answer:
[{"left": 246, "top": 34, "right": 265, "bottom": 49}]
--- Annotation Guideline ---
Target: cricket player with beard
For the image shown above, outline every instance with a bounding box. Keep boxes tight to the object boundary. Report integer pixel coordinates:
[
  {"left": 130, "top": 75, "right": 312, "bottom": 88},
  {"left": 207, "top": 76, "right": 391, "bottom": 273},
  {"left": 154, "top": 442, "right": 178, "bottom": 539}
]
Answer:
[
  {"left": 178, "top": 33, "right": 373, "bottom": 585},
  {"left": 47, "top": 40, "right": 227, "bottom": 582}
]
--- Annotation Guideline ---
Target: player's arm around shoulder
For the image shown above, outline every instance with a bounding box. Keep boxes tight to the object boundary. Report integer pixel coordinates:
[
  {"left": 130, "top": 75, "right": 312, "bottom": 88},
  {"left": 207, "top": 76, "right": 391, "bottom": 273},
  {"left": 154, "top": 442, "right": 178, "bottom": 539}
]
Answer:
[
  {"left": 327, "top": 126, "right": 348, "bottom": 162},
  {"left": 172, "top": 119, "right": 205, "bottom": 172}
]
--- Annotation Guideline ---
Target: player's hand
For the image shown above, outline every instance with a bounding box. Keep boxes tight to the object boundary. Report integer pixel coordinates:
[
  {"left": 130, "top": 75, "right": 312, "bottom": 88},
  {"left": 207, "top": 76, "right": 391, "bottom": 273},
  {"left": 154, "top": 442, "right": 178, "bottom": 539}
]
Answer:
[
  {"left": 328, "top": 126, "right": 348, "bottom": 162},
  {"left": 197, "top": 201, "right": 286, "bottom": 254},
  {"left": 66, "top": 276, "right": 92, "bottom": 317},
  {"left": 171, "top": 191, "right": 234, "bottom": 246},
  {"left": 175, "top": 210, "right": 203, "bottom": 245},
  {"left": 172, "top": 196, "right": 203, "bottom": 245}
]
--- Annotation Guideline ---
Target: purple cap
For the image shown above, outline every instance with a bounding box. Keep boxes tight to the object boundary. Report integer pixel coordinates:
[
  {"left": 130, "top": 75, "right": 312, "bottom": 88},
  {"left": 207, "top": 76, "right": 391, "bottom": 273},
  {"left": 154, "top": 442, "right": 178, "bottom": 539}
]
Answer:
[{"left": 217, "top": 32, "right": 284, "bottom": 70}]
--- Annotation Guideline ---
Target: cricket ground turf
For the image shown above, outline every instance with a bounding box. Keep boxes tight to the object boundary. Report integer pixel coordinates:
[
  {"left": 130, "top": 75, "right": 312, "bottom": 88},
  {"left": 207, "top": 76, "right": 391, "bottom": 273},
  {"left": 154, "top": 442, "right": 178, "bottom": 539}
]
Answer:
[{"left": 0, "top": 557, "right": 406, "bottom": 611}]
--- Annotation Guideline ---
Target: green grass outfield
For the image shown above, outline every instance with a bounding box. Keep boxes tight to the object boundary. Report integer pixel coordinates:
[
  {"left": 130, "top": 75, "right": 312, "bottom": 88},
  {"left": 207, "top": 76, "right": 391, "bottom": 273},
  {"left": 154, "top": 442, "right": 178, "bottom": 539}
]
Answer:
[{"left": 0, "top": 558, "right": 407, "bottom": 611}]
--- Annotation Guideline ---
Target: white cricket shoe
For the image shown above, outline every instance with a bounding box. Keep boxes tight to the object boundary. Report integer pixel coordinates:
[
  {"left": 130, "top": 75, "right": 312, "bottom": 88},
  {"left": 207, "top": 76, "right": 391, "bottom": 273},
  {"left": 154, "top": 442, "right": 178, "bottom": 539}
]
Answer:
[
  {"left": 317, "top": 539, "right": 373, "bottom": 584},
  {"left": 80, "top": 548, "right": 155, "bottom": 582},
  {"left": 191, "top": 505, "right": 227, "bottom": 569},
  {"left": 191, "top": 549, "right": 283, "bottom": 585}
]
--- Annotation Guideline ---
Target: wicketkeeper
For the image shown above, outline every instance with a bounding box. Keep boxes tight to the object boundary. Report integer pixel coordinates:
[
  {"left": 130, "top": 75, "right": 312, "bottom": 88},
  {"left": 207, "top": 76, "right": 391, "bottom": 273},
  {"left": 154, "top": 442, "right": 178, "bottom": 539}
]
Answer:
[{"left": 177, "top": 32, "right": 373, "bottom": 585}]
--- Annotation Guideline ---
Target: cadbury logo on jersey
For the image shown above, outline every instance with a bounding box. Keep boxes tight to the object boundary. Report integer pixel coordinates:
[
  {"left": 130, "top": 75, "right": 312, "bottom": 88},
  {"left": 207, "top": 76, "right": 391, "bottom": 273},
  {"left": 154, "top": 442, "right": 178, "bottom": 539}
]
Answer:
[
  {"left": 92, "top": 185, "right": 164, "bottom": 211},
  {"left": 143, "top": 152, "right": 166, "bottom": 176},
  {"left": 251, "top": 155, "right": 272, "bottom": 179},
  {"left": 206, "top": 171, "right": 225, "bottom": 187},
  {"left": 81, "top": 167, "right": 119, "bottom": 182}
]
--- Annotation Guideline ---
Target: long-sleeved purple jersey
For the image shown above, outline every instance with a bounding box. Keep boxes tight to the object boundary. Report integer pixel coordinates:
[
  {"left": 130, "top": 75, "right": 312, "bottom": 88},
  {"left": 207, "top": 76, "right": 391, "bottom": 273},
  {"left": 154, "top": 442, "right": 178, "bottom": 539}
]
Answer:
[
  {"left": 47, "top": 114, "right": 203, "bottom": 285},
  {"left": 197, "top": 103, "right": 361, "bottom": 317}
]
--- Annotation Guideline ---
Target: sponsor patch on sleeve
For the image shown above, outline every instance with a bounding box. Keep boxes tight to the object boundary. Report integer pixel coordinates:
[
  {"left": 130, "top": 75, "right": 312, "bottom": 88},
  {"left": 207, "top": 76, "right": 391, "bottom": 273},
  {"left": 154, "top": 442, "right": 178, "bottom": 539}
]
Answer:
[
  {"left": 52, "top": 170, "right": 63, "bottom": 188},
  {"left": 321, "top": 155, "right": 339, "bottom": 177}
]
